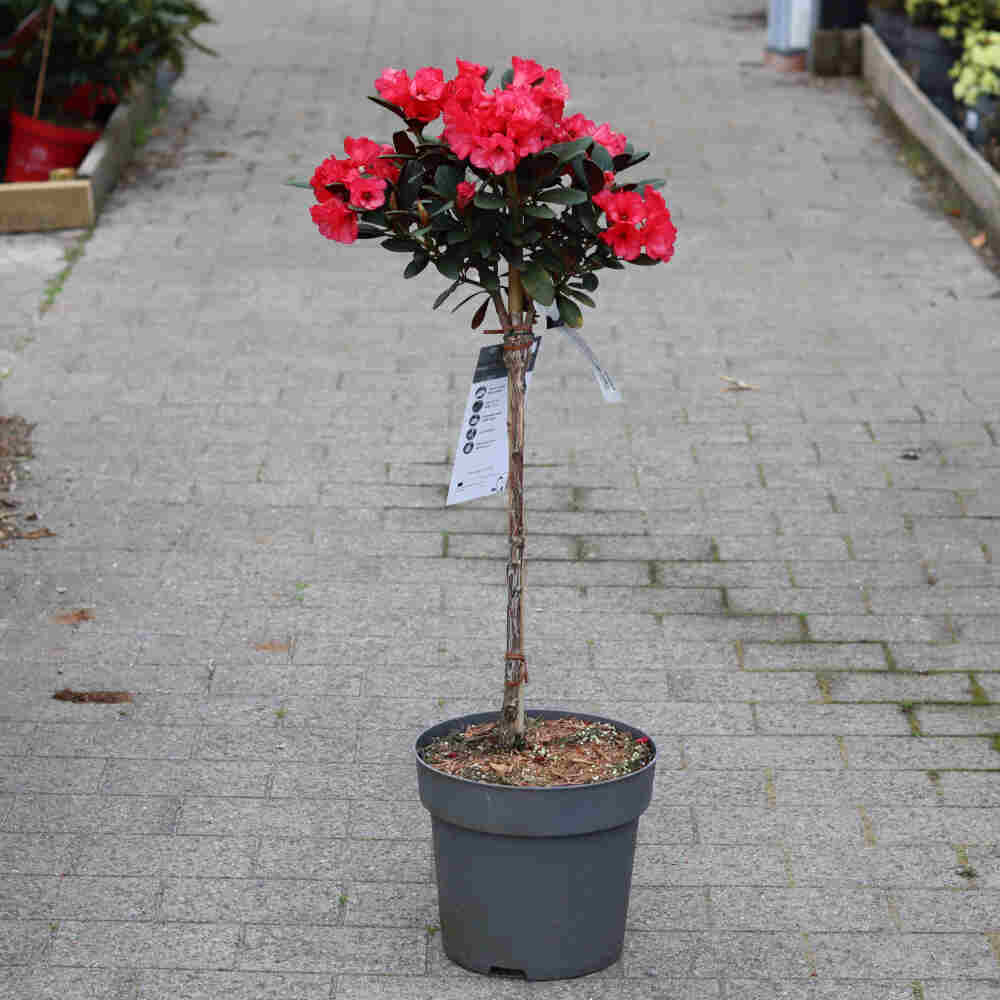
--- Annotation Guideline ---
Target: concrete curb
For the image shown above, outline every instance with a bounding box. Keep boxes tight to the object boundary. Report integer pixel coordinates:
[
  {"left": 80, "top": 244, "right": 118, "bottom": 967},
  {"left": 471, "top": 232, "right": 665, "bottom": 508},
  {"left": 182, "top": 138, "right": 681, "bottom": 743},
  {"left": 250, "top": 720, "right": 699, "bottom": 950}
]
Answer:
[
  {"left": 0, "top": 75, "right": 162, "bottom": 233},
  {"left": 861, "top": 23, "right": 1000, "bottom": 249}
]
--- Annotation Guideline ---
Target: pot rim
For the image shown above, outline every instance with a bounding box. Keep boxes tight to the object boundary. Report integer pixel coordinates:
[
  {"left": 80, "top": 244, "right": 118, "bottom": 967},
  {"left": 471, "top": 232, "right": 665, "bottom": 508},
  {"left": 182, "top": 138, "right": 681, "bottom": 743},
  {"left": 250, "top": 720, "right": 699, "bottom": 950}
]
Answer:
[{"left": 414, "top": 707, "right": 658, "bottom": 792}]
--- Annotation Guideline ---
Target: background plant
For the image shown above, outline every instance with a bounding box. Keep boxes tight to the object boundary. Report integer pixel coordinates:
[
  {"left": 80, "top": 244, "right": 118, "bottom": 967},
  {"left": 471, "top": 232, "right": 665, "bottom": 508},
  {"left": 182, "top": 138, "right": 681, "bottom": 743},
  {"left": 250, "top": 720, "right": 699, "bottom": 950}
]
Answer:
[
  {"left": 301, "top": 57, "right": 676, "bottom": 746},
  {"left": 8, "top": 0, "right": 215, "bottom": 119},
  {"left": 952, "top": 28, "right": 1000, "bottom": 102}
]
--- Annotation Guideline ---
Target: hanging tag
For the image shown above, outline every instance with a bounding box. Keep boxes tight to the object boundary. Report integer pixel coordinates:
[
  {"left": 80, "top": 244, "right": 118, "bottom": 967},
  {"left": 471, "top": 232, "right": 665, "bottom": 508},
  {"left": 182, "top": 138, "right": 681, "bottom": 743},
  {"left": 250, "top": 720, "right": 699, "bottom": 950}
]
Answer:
[
  {"left": 544, "top": 303, "right": 622, "bottom": 403},
  {"left": 446, "top": 338, "right": 540, "bottom": 506}
]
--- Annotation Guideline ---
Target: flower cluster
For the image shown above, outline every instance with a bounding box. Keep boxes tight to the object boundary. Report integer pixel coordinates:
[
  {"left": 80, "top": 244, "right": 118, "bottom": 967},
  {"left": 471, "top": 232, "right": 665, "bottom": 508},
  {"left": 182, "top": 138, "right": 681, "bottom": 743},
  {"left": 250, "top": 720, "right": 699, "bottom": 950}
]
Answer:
[
  {"left": 309, "top": 136, "right": 400, "bottom": 243},
  {"left": 593, "top": 187, "right": 677, "bottom": 262},
  {"left": 374, "top": 57, "right": 627, "bottom": 176},
  {"left": 301, "top": 56, "right": 676, "bottom": 329}
]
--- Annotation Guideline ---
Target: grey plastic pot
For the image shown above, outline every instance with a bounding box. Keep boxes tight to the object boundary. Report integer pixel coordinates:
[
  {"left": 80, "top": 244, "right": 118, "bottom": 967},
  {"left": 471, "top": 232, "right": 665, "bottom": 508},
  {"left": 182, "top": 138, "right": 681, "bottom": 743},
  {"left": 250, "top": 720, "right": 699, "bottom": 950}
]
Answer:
[{"left": 415, "top": 709, "right": 657, "bottom": 981}]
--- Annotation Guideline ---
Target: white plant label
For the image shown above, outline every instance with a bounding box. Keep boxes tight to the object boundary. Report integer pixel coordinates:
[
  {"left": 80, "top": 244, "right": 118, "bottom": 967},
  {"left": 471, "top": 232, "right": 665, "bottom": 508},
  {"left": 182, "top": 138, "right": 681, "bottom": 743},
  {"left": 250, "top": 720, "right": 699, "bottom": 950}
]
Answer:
[
  {"left": 446, "top": 338, "right": 540, "bottom": 506},
  {"left": 544, "top": 303, "right": 622, "bottom": 403}
]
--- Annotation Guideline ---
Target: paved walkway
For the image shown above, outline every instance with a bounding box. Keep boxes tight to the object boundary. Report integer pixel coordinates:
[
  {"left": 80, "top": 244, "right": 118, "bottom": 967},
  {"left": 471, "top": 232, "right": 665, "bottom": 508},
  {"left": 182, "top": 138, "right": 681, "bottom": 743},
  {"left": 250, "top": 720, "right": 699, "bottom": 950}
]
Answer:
[{"left": 2, "top": 1, "right": 999, "bottom": 997}]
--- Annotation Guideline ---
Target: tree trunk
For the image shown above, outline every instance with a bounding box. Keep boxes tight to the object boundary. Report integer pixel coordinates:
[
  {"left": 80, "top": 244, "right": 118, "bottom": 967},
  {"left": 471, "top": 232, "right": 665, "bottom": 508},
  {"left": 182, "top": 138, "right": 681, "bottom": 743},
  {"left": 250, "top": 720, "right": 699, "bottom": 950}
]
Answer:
[{"left": 496, "top": 270, "right": 530, "bottom": 749}]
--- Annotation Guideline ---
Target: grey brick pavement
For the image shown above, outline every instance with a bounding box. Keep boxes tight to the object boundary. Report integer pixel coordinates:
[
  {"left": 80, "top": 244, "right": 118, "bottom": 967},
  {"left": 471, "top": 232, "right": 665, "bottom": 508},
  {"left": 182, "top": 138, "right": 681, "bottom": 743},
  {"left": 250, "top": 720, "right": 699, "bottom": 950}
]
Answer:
[{"left": 2, "top": 0, "right": 1000, "bottom": 996}]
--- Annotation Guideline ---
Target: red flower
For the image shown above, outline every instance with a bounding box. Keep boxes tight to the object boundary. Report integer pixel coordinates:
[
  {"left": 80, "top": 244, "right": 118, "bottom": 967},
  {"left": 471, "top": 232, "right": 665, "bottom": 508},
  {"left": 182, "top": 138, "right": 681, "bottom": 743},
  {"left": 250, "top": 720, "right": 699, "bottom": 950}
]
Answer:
[
  {"left": 456, "top": 181, "right": 476, "bottom": 210},
  {"left": 310, "top": 156, "right": 357, "bottom": 202},
  {"left": 594, "top": 190, "right": 645, "bottom": 225},
  {"left": 310, "top": 197, "right": 358, "bottom": 244},
  {"left": 349, "top": 175, "right": 387, "bottom": 210},
  {"left": 408, "top": 65, "right": 447, "bottom": 121},
  {"left": 375, "top": 67, "right": 411, "bottom": 106},
  {"left": 599, "top": 221, "right": 642, "bottom": 260},
  {"left": 558, "top": 113, "right": 596, "bottom": 140},
  {"left": 343, "top": 136, "right": 383, "bottom": 168},
  {"left": 511, "top": 56, "right": 545, "bottom": 87},
  {"left": 591, "top": 122, "right": 628, "bottom": 158},
  {"left": 470, "top": 132, "right": 517, "bottom": 175},
  {"left": 456, "top": 58, "right": 489, "bottom": 79}
]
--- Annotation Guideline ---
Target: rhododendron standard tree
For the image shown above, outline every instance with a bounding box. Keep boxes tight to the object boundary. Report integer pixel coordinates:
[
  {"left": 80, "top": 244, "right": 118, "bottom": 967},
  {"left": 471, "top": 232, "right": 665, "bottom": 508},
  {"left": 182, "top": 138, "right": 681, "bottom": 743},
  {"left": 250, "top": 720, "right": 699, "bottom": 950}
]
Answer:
[{"left": 301, "top": 56, "right": 677, "bottom": 748}]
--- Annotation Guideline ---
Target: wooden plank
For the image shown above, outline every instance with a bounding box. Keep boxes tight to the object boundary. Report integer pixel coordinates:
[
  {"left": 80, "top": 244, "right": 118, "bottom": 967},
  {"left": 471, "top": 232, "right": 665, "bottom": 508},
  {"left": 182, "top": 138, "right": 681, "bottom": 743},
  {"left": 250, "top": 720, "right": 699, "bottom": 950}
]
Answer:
[
  {"left": 862, "top": 24, "right": 1000, "bottom": 250},
  {"left": 0, "top": 179, "right": 94, "bottom": 232}
]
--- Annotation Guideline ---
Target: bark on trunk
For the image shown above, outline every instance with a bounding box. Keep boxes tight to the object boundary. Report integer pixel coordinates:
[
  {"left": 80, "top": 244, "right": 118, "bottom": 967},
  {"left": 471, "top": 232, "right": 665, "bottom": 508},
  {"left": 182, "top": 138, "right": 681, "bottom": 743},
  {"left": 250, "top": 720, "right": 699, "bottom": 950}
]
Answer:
[{"left": 496, "top": 268, "right": 530, "bottom": 749}]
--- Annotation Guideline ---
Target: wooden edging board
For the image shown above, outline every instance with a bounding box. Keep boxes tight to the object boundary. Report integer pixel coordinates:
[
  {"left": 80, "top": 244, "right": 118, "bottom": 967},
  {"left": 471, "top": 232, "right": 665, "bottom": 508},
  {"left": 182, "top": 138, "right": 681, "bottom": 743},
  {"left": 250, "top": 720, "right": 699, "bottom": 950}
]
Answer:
[
  {"left": 0, "top": 77, "right": 157, "bottom": 233},
  {"left": 861, "top": 23, "right": 1000, "bottom": 250}
]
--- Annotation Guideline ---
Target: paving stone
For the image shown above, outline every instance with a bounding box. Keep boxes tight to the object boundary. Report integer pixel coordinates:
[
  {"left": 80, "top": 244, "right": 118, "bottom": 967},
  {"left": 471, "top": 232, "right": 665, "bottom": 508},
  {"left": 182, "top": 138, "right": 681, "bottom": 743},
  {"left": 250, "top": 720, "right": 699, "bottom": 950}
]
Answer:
[
  {"left": 342, "top": 883, "right": 437, "bottom": 928},
  {"left": 695, "top": 807, "right": 864, "bottom": 846},
  {"left": 0, "top": 874, "right": 157, "bottom": 920},
  {"left": 239, "top": 925, "right": 425, "bottom": 973},
  {"left": 842, "top": 737, "right": 999, "bottom": 771},
  {"left": 744, "top": 642, "right": 887, "bottom": 671},
  {"left": 710, "top": 887, "right": 893, "bottom": 931},
  {"left": 892, "top": 889, "right": 1000, "bottom": 932},
  {"left": 0, "top": 757, "right": 105, "bottom": 795},
  {"left": 162, "top": 877, "right": 343, "bottom": 924},
  {"left": 72, "top": 834, "right": 256, "bottom": 878},
  {"left": 726, "top": 981, "right": 914, "bottom": 1000},
  {"left": 0, "top": 833, "right": 74, "bottom": 875},
  {"left": 134, "top": 970, "right": 333, "bottom": 1000},
  {"left": 632, "top": 845, "right": 789, "bottom": 887},
  {"left": 828, "top": 672, "right": 983, "bottom": 703},
  {"left": 3, "top": 795, "right": 178, "bottom": 834},
  {"left": 756, "top": 704, "right": 913, "bottom": 735},
  {"left": 254, "top": 837, "right": 433, "bottom": 883},
  {"left": 811, "top": 932, "right": 998, "bottom": 978},
  {"left": 867, "top": 807, "right": 1000, "bottom": 846},
  {"left": 917, "top": 705, "right": 1000, "bottom": 736},
  {"left": 771, "top": 770, "right": 939, "bottom": 806},
  {"left": 49, "top": 919, "right": 240, "bottom": 969},
  {"left": 683, "top": 737, "right": 842, "bottom": 770},
  {"left": 100, "top": 759, "right": 271, "bottom": 797},
  {"left": 0, "top": 966, "right": 136, "bottom": 1000},
  {"left": 787, "top": 845, "right": 971, "bottom": 889}
]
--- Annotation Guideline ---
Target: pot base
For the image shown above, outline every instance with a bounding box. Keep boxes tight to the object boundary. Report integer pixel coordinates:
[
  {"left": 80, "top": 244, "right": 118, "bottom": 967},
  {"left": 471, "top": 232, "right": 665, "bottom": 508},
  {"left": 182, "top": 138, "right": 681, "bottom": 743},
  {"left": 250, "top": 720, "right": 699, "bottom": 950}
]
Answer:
[{"left": 434, "top": 815, "right": 638, "bottom": 980}]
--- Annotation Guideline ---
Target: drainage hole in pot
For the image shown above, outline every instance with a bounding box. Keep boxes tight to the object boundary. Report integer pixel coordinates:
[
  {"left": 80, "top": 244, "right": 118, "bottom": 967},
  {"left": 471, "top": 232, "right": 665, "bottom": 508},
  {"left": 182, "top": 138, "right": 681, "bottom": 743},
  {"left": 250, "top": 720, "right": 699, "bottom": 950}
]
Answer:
[{"left": 489, "top": 967, "right": 527, "bottom": 979}]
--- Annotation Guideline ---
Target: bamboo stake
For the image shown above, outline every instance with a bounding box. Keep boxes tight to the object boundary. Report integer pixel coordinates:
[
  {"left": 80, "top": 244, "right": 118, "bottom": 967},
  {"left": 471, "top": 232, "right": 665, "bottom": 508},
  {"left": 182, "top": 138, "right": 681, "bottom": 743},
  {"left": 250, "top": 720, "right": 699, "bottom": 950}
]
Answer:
[{"left": 32, "top": 4, "right": 56, "bottom": 121}]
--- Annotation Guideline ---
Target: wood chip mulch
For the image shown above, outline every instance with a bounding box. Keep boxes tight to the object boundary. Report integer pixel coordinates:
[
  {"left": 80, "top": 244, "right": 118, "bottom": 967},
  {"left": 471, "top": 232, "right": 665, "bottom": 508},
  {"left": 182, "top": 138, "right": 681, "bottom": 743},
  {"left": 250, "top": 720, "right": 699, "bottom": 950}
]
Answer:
[
  {"left": 0, "top": 415, "right": 42, "bottom": 548},
  {"left": 420, "top": 715, "right": 654, "bottom": 788}
]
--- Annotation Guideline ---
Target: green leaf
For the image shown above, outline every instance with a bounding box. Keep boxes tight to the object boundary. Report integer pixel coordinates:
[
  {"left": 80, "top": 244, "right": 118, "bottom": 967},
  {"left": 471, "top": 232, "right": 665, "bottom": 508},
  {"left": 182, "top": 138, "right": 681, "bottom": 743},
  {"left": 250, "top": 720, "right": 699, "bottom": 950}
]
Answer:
[
  {"left": 382, "top": 237, "right": 421, "bottom": 252},
  {"left": 613, "top": 150, "right": 650, "bottom": 172},
  {"left": 433, "top": 279, "right": 462, "bottom": 309},
  {"left": 624, "top": 178, "right": 666, "bottom": 191},
  {"left": 520, "top": 263, "right": 555, "bottom": 306},
  {"left": 575, "top": 202, "right": 599, "bottom": 235},
  {"left": 556, "top": 294, "right": 583, "bottom": 328},
  {"left": 522, "top": 203, "right": 555, "bottom": 220},
  {"left": 404, "top": 253, "right": 430, "bottom": 278},
  {"left": 564, "top": 288, "right": 596, "bottom": 308},
  {"left": 434, "top": 254, "right": 463, "bottom": 280},
  {"left": 511, "top": 229, "right": 541, "bottom": 246},
  {"left": 284, "top": 179, "right": 311, "bottom": 189},
  {"left": 434, "top": 164, "right": 463, "bottom": 198},
  {"left": 577, "top": 272, "right": 599, "bottom": 292},
  {"left": 357, "top": 222, "right": 387, "bottom": 238},
  {"left": 500, "top": 68, "right": 515, "bottom": 88},
  {"left": 588, "top": 143, "right": 614, "bottom": 172},
  {"left": 451, "top": 290, "right": 488, "bottom": 313},
  {"left": 393, "top": 131, "right": 416, "bottom": 155},
  {"left": 536, "top": 187, "right": 589, "bottom": 205},
  {"left": 543, "top": 138, "right": 593, "bottom": 163},
  {"left": 446, "top": 229, "right": 471, "bottom": 245},
  {"left": 629, "top": 254, "right": 660, "bottom": 266},
  {"left": 368, "top": 95, "right": 411, "bottom": 122},
  {"left": 473, "top": 192, "right": 506, "bottom": 210}
]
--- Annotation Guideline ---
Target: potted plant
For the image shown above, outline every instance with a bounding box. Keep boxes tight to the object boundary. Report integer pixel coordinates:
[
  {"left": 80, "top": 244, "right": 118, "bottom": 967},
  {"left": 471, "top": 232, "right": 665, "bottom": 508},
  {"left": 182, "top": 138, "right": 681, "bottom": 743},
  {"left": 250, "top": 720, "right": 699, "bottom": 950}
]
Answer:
[
  {"left": 4, "top": 0, "right": 215, "bottom": 182},
  {"left": 297, "top": 57, "right": 676, "bottom": 979},
  {"left": 902, "top": 0, "right": 999, "bottom": 116},
  {"left": 870, "top": 0, "right": 910, "bottom": 58},
  {"left": 952, "top": 27, "right": 1000, "bottom": 147}
]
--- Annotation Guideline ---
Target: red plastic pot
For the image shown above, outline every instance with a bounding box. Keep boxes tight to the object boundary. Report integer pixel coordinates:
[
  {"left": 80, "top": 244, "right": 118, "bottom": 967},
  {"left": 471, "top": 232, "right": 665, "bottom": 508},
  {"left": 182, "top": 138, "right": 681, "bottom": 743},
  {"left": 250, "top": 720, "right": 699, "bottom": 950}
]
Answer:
[{"left": 4, "top": 109, "right": 101, "bottom": 182}]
